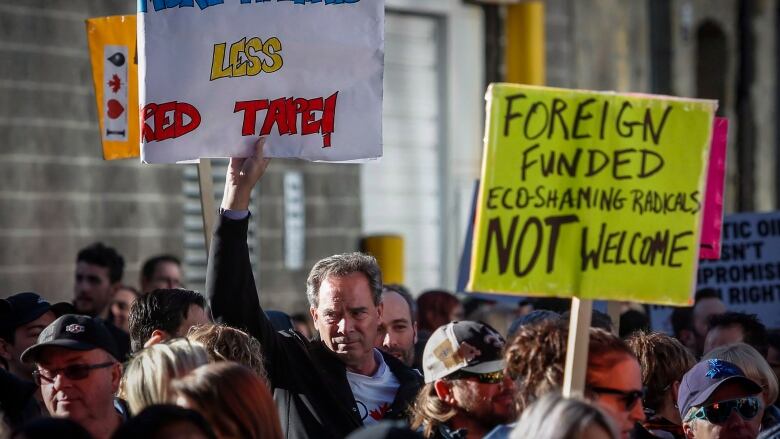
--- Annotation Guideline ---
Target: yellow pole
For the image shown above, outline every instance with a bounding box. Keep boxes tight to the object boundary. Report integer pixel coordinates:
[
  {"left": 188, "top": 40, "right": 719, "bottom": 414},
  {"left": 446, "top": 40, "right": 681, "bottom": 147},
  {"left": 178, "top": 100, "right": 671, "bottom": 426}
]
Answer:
[
  {"left": 362, "top": 235, "right": 404, "bottom": 285},
  {"left": 505, "top": 2, "right": 545, "bottom": 86}
]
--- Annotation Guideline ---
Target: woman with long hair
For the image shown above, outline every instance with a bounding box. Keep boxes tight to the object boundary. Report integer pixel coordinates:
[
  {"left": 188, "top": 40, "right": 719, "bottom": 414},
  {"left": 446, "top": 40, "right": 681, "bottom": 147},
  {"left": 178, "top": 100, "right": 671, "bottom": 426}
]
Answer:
[{"left": 172, "top": 362, "right": 283, "bottom": 439}]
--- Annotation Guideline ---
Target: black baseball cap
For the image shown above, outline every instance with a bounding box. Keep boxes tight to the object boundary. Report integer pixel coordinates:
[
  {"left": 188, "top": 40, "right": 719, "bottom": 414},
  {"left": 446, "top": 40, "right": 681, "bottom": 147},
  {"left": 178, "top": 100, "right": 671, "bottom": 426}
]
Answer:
[
  {"left": 0, "top": 292, "right": 74, "bottom": 337},
  {"left": 422, "top": 320, "right": 506, "bottom": 383},
  {"left": 21, "top": 314, "right": 119, "bottom": 363}
]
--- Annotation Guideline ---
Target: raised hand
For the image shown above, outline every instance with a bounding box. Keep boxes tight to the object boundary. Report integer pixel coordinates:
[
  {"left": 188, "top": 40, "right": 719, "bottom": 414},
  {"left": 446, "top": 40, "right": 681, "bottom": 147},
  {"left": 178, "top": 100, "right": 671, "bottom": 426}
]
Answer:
[{"left": 221, "top": 137, "right": 271, "bottom": 211}]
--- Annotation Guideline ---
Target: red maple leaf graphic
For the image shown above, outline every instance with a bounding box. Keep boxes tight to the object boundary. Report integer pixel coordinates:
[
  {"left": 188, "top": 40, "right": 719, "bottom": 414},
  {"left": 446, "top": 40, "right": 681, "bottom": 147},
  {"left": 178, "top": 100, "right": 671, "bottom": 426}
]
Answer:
[
  {"left": 368, "top": 402, "right": 391, "bottom": 421},
  {"left": 108, "top": 74, "right": 122, "bottom": 93}
]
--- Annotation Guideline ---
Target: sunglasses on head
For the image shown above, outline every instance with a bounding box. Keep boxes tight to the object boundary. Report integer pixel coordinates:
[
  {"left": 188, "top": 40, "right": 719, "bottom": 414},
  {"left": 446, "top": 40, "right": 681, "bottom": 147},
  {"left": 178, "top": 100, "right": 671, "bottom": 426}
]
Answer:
[
  {"left": 685, "top": 396, "right": 762, "bottom": 424},
  {"left": 447, "top": 369, "right": 506, "bottom": 384},
  {"left": 32, "top": 361, "right": 115, "bottom": 386},
  {"left": 588, "top": 386, "right": 645, "bottom": 411}
]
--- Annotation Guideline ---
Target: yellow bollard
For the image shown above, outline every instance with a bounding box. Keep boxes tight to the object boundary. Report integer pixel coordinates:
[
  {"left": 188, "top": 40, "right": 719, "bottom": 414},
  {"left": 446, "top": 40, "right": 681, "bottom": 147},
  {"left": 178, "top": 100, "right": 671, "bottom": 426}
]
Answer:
[
  {"left": 361, "top": 235, "right": 404, "bottom": 285},
  {"left": 505, "top": 2, "right": 546, "bottom": 86}
]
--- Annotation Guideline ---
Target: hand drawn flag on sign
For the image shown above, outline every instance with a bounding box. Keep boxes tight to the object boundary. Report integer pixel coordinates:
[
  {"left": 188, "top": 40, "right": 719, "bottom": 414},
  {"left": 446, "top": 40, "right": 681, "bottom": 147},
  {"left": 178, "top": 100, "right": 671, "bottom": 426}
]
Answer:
[
  {"left": 86, "top": 15, "right": 140, "bottom": 160},
  {"left": 468, "top": 84, "right": 717, "bottom": 306},
  {"left": 138, "top": 0, "right": 384, "bottom": 163}
]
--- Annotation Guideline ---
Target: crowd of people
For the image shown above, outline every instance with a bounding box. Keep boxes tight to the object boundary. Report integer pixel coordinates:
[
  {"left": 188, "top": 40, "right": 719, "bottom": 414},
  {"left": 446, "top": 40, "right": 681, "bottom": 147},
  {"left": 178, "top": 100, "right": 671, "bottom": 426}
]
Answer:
[{"left": 2, "top": 139, "right": 780, "bottom": 439}]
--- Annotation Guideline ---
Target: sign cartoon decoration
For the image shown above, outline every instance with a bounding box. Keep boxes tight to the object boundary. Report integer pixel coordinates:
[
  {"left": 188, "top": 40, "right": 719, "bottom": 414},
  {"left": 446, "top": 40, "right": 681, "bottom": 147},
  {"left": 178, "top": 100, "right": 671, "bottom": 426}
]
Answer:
[{"left": 87, "top": 15, "right": 139, "bottom": 160}]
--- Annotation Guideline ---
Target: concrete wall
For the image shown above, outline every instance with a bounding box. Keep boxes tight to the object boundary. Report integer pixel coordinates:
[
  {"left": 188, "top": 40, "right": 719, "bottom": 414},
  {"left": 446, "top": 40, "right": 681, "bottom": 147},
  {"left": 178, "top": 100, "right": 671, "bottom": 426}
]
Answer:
[
  {"left": 544, "top": 0, "right": 777, "bottom": 213},
  {"left": 545, "top": 0, "right": 651, "bottom": 92},
  {"left": 253, "top": 163, "right": 363, "bottom": 312},
  {"left": 0, "top": 1, "right": 366, "bottom": 313},
  {"left": 0, "top": 0, "right": 184, "bottom": 303},
  {"left": 749, "top": 0, "right": 777, "bottom": 211}
]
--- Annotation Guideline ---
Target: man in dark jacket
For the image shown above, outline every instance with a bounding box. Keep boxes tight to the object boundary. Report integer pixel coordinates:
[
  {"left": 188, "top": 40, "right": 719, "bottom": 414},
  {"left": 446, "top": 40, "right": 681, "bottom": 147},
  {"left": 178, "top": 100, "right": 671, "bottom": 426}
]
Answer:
[
  {"left": 72, "top": 242, "right": 131, "bottom": 360},
  {"left": 207, "top": 138, "right": 423, "bottom": 439}
]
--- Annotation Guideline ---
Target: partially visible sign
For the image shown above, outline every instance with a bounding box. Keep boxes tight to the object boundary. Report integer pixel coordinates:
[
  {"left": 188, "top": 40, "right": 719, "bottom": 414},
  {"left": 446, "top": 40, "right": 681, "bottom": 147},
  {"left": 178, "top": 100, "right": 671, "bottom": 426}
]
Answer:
[
  {"left": 699, "top": 117, "right": 728, "bottom": 260},
  {"left": 138, "top": 0, "right": 384, "bottom": 163},
  {"left": 468, "top": 84, "right": 717, "bottom": 305},
  {"left": 86, "top": 15, "right": 139, "bottom": 160},
  {"left": 651, "top": 211, "right": 780, "bottom": 332}
]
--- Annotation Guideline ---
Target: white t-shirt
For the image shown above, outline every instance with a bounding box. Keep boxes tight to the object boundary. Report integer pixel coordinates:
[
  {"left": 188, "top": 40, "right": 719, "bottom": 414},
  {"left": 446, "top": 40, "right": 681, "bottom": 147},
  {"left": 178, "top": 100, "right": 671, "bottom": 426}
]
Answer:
[{"left": 346, "top": 349, "right": 401, "bottom": 425}]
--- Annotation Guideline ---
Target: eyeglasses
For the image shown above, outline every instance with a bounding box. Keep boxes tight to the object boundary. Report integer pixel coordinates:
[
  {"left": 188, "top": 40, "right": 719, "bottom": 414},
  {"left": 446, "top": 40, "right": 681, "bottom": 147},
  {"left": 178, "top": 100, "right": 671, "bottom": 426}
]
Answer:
[
  {"left": 32, "top": 361, "right": 115, "bottom": 386},
  {"left": 447, "top": 370, "right": 506, "bottom": 384},
  {"left": 685, "top": 396, "right": 762, "bottom": 424},
  {"left": 589, "top": 386, "right": 645, "bottom": 411}
]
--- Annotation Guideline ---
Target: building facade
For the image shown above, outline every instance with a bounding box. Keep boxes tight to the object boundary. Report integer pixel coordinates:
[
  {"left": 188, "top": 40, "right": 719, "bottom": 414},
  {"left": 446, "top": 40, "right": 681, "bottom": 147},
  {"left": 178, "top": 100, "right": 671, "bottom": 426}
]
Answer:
[{"left": 1, "top": 0, "right": 777, "bottom": 316}]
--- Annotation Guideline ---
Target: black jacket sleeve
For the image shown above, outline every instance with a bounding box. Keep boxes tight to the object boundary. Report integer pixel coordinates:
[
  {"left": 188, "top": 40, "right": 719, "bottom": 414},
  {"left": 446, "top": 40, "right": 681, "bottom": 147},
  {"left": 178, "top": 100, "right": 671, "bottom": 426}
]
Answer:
[{"left": 206, "top": 213, "right": 281, "bottom": 361}]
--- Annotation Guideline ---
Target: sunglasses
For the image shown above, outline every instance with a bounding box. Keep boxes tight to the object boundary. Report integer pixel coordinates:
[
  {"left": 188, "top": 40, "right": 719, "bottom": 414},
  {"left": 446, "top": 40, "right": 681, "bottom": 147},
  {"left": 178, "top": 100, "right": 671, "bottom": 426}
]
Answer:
[
  {"left": 685, "top": 396, "right": 762, "bottom": 424},
  {"left": 589, "top": 386, "right": 645, "bottom": 411},
  {"left": 447, "top": 370, "right": 506, "bottom": 384},
  {"left": 32, "top": 361, "right": 115, "bottom": 386}
]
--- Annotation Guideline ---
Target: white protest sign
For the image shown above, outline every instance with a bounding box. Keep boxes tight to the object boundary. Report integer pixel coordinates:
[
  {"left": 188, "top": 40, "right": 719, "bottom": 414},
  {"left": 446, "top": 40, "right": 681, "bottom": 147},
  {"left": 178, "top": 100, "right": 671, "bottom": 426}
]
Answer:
[
  {"left": 138, "top": 0, "right": 384, "bottom": 163},
  {"left": 650, "top": 211, "right": 780, "bottom": 332}
]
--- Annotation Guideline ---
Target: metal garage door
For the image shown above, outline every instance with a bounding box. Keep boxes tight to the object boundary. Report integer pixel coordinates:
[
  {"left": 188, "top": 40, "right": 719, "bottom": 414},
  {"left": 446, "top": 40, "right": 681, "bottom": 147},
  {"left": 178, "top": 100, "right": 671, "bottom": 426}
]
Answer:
[{"left": 361, "top": 12, "right": 444, "bottom": 293}]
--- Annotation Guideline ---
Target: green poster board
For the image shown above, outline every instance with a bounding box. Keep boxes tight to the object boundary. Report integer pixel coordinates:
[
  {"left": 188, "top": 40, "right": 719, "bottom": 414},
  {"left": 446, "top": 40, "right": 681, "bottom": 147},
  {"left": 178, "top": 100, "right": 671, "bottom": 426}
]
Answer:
[{"left": 468, "top": 84, "right": 717, "bottom": 305}]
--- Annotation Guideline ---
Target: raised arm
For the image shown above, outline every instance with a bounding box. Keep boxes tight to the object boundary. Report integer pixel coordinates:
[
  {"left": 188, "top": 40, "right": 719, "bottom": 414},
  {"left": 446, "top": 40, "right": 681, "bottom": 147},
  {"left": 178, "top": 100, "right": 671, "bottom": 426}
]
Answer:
[{"left": 206, "top": 138, "right": 278, "bottom": 351}]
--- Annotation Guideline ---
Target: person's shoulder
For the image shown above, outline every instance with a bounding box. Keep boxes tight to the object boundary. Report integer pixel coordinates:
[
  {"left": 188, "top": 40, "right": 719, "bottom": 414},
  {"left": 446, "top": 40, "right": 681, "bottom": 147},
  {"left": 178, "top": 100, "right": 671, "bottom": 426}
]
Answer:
[
  {"left": 483, "top": 423, "right": 514, "bottom": 439},
  {"left": 760, "top": 422, "right": 780, "bottom": 439}
]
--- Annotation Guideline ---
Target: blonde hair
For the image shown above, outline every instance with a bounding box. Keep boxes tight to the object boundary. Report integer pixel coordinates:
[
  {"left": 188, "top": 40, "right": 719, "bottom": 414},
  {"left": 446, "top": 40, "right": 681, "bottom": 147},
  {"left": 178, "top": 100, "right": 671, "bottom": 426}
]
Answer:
[
  {"left": 409, "top": 382, "right": 457, "bottom": 438},
  {"left": 704, "top": 343, "right": 779, "bottom": 405},
  {"left": 121, "top": 338, "right": 209, "bottom": 414},
  {"left": 172, "top": 362, "right": 283, "bottom": 439},
  {"left": 511, "top": 393, "right": 618, "bottom": 439},
  {"left": 187, "top": 323, "right": 267, "bottom": 382}
]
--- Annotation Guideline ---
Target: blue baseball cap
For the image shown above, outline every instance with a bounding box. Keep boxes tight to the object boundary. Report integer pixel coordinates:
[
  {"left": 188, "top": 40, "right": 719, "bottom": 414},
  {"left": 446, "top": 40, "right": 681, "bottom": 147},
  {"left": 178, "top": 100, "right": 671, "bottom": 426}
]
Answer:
[{"left": 677, "top": 359, "right": 763, "bottom": 420}]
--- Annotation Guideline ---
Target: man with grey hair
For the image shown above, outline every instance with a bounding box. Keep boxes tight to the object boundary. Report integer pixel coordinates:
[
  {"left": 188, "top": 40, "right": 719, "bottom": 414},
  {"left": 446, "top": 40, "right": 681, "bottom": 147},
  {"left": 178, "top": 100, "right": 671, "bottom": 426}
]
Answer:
[{"left": 207, "top": 139, "right": 422, "bottom": 439}]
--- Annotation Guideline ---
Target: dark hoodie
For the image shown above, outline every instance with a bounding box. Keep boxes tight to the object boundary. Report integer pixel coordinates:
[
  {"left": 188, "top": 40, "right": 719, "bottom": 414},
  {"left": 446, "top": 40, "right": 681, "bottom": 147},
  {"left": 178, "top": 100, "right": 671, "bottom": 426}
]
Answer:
[{"left": 0, "top": 368, "right": 44, "bottom": 430}]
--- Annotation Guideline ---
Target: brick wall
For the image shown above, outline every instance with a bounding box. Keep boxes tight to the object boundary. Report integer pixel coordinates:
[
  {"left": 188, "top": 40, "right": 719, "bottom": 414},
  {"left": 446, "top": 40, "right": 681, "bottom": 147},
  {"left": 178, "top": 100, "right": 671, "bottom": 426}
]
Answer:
[
  {"left": 253, "top": 163, "right": 363, "bottom": 313},
  {"left": 0, "top": 0, "right": 184, "bottom": 302}
]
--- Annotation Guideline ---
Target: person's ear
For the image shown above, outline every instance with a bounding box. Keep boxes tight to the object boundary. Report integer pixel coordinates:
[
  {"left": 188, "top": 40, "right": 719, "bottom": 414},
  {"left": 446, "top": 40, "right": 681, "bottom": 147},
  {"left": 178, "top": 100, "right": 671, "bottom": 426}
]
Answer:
[
  {"left": 143, "top": 329, "right": 168, "bottom": 348},
  {"left": 0, "top": 338, "right": 12, "bottom": 362},
  {"left": 672, "top": 380, "right": 681, "bottom": 402},
  {"left": 680, "top": 329, "right": 696, "bottom": 349},
  {"left": 310, "top": 307, "right": 319, "bottom": 328},
  {"left": 682, "top": 421, "right": 694, "bottom": 438},
  {"left": 110, "top": 361, "right": 122, "bottom": 393},
  {"left": 413, "top": 322, "right": 418, "bottom": 344},
  {"left": 434, "top": 380, "right": 455, "bottom": 405},
  {"left": 376, "top": 301, "right": 384, "bottom": 319}
]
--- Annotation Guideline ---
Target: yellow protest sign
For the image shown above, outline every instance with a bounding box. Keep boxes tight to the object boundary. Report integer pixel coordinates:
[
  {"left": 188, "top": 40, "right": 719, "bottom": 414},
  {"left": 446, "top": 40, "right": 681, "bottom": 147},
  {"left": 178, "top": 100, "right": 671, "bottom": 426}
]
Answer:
[
  {"left": 468, "top": 84, "right": 717, "bottom": 305},
  {"left": 86, "top": 15, "right": 139, "bottom": 160}
]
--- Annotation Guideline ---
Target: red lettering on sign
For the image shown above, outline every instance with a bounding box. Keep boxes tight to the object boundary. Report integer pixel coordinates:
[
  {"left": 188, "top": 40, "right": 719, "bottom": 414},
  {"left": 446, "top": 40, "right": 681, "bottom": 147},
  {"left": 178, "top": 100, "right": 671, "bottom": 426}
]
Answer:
[
  {"left": 233, "top": 92, "right": 339, "bottom": 148},
  {"left": 141, "top": 101, "right": 202, "bottom": 142}
]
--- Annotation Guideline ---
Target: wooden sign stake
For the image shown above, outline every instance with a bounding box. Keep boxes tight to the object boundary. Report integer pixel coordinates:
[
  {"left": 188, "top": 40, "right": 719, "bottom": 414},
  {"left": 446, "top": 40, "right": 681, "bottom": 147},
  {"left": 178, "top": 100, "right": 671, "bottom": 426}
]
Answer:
[
  {"left": 197, "top": 159, "right": 216, "bottom": 254},
  {"left": 562, "top": 297, "right": 593, "bottom": 398},
  {"left": 607, "top": 301, "right": 621, "bottom": 335}
]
